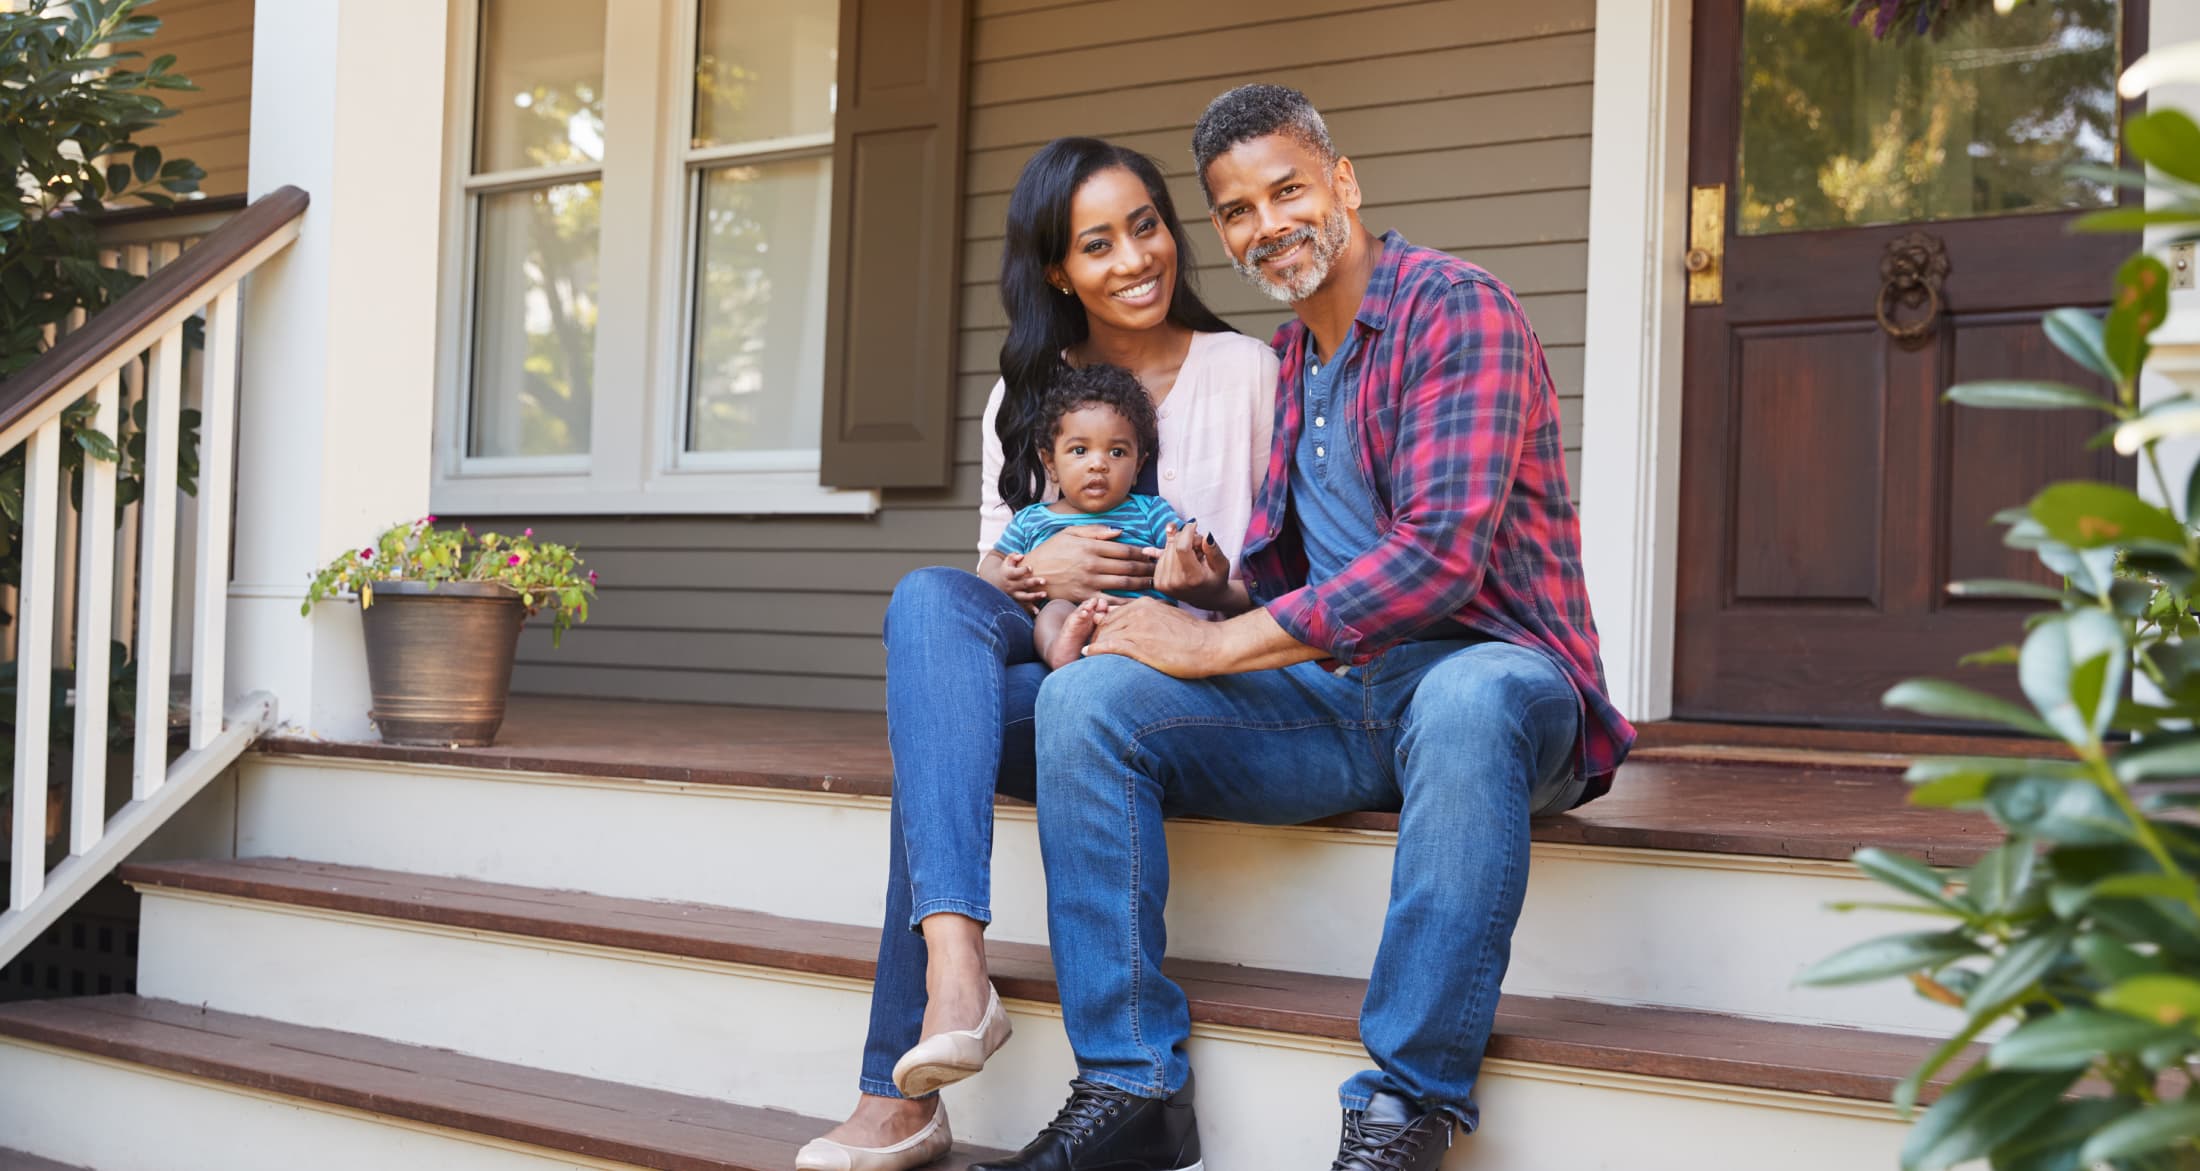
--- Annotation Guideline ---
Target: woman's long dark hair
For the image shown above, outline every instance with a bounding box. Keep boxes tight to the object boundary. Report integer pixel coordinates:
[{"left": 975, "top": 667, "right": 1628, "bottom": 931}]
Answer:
[{"left": 995, "top": 138, "right": 1235, "bottom": 510}]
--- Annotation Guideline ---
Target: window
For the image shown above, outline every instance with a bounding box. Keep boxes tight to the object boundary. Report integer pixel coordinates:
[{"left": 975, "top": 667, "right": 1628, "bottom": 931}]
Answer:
[{"left": 436, "top": 0, "right": 875, "bottom": 515}]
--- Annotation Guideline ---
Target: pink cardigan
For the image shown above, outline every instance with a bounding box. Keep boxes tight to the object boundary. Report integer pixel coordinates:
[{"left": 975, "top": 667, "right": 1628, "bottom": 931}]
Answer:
[{"left": 977, "top": 331, "right": 1279, "bottom": 575}]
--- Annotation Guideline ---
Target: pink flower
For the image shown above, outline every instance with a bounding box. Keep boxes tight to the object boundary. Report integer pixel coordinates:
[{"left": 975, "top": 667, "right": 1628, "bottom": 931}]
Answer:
[
  {"left": 587, "top": 570, "right": 599, "bottom": 584},
  {"left": 523, "top": 528, "right": 534, "bottom": 538},
  {"left": 507, "top": 554, "right": 523, "bottom": 566},
  {"left": 359, "top": 548, "right": 373, "bottom": 561}
]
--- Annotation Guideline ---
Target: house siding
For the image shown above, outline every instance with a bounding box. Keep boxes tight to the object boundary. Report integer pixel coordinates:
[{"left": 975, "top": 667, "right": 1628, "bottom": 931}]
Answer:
[
  {"left": 136, "top": 0, "right": 255, "bottom": 198},
  {"left": 505, "top": 0, "right": 1595, "bottom": 711}
]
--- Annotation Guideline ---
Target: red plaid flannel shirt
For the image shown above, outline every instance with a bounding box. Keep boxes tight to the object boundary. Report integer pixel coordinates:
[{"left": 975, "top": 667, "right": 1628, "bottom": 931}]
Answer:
[{"left": 1240, "top": 232, "right": 1634, "bottom": 801}]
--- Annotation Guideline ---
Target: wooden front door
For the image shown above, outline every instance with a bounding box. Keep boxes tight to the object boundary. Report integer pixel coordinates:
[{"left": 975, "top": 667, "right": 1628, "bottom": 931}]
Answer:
[{"left": 1672, "top": 0, "right": 2145, "bottom": 727}]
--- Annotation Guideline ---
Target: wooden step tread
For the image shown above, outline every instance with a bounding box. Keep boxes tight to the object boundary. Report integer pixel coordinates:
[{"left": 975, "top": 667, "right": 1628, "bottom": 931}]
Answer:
[
  {"left": 256, "top": 696, "right": 1999, "bottom": 865},
  {"left": 0, "top": 996, "right": 1004, "bottom": 1171},
  {"left": 124, "top": 856, "right": 1962, "bottom": 1104},
  {"left": 0, "top": 1150, "right": 93, "bottom": 1171}
]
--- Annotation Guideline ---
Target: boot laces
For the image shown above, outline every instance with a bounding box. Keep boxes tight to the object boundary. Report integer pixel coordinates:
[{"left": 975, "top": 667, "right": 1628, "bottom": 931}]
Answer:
[
  {"left": 1330, "top": 1109, "right": 1435, "bottom": 1171},
  {"left": 1039, "top": 1078, "right": 1128, "bottom": 1147}
]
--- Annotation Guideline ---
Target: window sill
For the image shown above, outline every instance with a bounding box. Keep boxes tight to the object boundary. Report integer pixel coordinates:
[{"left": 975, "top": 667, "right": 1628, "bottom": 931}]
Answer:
[{"left": 430, "top": 474, "right": 882, "bottom": 517}]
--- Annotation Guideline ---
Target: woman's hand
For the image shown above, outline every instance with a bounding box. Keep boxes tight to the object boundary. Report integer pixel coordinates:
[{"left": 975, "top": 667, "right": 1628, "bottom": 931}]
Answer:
[
  {"left": 1021, "top": 524, "right": 1158, "bottom": 602},
  {"left": 1153, "top": 520, "right": 1231, "bottom": 610}
]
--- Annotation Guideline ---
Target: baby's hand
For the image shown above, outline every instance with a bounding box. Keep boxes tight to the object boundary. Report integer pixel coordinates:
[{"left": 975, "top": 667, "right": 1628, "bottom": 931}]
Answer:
[
  {"left": 999, "top": 552, "right": 1048, "bottom": 611},
  {"left": 1154, "top": 520, "right": 1230, "bottom": 606}
]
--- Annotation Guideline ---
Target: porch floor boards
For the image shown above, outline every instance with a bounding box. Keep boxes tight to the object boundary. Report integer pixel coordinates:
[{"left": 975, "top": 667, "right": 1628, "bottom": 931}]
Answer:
[
  {"left": 118, "top": 857, "right": 1966, "bottom": 1104},
  {"left": 259, "top": 696, "right": 2005, "bottom": 866},
  {"left": 0, "top": 994, "right": 1005, "bottom": 1171}
]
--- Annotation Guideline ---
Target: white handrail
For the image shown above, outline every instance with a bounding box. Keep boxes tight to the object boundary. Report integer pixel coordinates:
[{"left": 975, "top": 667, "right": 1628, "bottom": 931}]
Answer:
[{"left": 0, "top": 193, "right": 304, "bottom": 962}]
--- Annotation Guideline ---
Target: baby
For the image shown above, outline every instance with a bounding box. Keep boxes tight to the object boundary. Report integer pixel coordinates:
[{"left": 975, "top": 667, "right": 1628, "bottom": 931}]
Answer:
[{"left": 983, "top": 364, "right": 1230, "bottom": 669}]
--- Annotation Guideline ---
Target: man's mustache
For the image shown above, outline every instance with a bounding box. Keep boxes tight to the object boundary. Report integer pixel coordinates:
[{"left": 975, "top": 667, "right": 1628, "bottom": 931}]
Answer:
[{"left": 1245, "top": 226, "right": 1317, "bottom": 266}]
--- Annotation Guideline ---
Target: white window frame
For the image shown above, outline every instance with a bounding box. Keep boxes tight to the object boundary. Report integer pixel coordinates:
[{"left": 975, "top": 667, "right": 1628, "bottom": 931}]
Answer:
[{"left": 432, "top": 0, "right": 878, "bottom": 516}]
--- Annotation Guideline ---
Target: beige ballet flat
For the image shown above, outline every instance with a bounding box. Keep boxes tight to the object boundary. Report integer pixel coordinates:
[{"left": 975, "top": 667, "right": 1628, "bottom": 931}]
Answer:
[
  {"left": 794, "top": 1103, "right": 953, "bottom": 1171},
  {"left": 890, "top": 983, "right": 1013, "bottom": 1096}
]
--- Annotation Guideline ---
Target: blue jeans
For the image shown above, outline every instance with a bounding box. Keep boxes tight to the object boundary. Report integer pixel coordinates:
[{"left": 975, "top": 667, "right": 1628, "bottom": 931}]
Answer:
[
  {"left": 860, "top": 567, "right": 1044, "bottom": 1099},
  {"left": 1033, "top": 638, "right": 1582, "bottom": 1129}
]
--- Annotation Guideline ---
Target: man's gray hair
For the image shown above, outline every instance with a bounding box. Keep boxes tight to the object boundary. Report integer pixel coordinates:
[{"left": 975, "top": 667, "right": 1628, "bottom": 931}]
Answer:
[{"left": 1191, "top": 84, "right": 1337, "bottom": 202}]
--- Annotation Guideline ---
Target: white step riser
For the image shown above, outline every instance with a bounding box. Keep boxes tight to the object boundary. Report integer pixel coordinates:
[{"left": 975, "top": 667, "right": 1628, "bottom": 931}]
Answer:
[
  {"left": 137, "top": 891, "right": 1911, "bottom": 1170},
  {"left": 0, "top": 1041, "right": 612, "bottom": 1171},
  {"left": 235, "top": 756, "right": 1942, "bottom": 1034}
]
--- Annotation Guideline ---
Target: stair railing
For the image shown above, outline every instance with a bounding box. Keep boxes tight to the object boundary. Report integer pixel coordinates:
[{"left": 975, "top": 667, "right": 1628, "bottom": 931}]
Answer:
[{"left": 0, "top": 186, "right": 308, "bottom": 965}]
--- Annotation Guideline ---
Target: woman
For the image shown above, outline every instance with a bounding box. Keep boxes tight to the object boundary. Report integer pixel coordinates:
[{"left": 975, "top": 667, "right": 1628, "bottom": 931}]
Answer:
[{"left": 795, "top": 138, "right": 1277, "bottom": 1171}]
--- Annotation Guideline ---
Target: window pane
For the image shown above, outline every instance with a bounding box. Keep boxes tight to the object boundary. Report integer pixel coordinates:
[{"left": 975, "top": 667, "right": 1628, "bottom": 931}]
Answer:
[
  {"left": 1737, "top": 0, "right": 2120, "bottom": 235},
  {"left": 470, "top": 183, "right": 600, "bottom": 459},
  {"left": 687, "top": 159, "right": 831, "bottom": 455},
  {"left": 693, "top": 0, "right": 838, "bottom": 147},
  {"left": 474, "top": 0, "right": 607, "bottom": 174}
]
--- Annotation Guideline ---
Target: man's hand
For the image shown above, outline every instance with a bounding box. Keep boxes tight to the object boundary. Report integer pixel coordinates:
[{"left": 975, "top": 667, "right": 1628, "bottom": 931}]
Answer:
[
  {"left": 1084, "top": 597, "right": 1223, "bottom": 678},
  {"left": 1153, "top": 520, "right": 1231, "bottom": 609},
  {"left": 1023, "top": 525, "right": 1159, "bottom": 601},
  {"left": 1088, "top": 599, "right": 1332, "bottom": 679}
]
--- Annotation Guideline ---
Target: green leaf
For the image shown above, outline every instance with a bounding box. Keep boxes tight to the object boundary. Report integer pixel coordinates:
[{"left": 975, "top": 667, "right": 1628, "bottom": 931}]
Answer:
[
  {"left": 1967, "top": 926, "right": 2071, "bottom": 1011},
  {"left": 2073, "top": 207, "right": 2200, "bottom": 233},
  {"left": 1958, "top": 643, "right": 2022, "bottom": 668},
  {"left": 1947, "top": 579, "right": 2072, "bottom": 603},
  {"left": 1910, "top": 770, "right": 1994, "bottom": 808},
  {"left": 2044, "top": 308, "right": 2115, "bottom": 383},
  {"left": 1899, "top": 1069, "right": 2083, "bottom": 1171},
  {"left": 1991, "top": 1008, "right": 2177, "bottom": 1071},
  {"left": 1993, "top": 1097, "right": 2143, "bottom": 1171},
  {"left": 131, "top": 144, "right": 159, "bottom": 184},
  {"left": 2030, "top": 481, "right": 2188, "bottom": 551},
  {"left": 2101, "top": 974, "right": 2200, "bottom": 1029},
  {"left": 1855, "top": 847, "right": 1971, "bottom": 914},
  {"left": 1944, "top": 380, "right": 2113, "bottom": 413},
  {"left": 2124, "top": 109, "right": 2200, "bottom": 186},
  {"left": 1796, "top": 929, "right": 1982, "bottom": 987},
  {"left": 2117, "top": 735, "right": 2200, "bottom": 783},
  {"left": 2086, "top": 873, "right": 2200, "bottom": 906},
  {"left": 2105, "top": 255, "right": 2173, "bottom": 386},
  {"left": 1884, "top": 679, "right": 2057, "bottom": 739},
  {"left": 2018, "top": 610, "right": 2128, "bottom": 748},
  {"left": 1988, "top": 775, "right": 2131, "bottom": 847},
  {"left": 2078, "top": 1101, "right": 2200, "bottom": 1164},
  {"left": 1967, "top": 841, "right": 2037, "bottom": 916},
  {"left": 2075, "top": 933, "right": 2169, "bottom": 982},
  {"left": 1894, "top": 1005, "right": 2004, "bottom": 1116}
]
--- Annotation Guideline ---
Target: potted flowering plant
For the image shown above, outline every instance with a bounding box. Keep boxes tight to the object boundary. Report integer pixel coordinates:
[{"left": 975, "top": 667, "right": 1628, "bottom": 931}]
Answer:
[{"left": 303, "top": 517, "right": 597, "bottom": 746}]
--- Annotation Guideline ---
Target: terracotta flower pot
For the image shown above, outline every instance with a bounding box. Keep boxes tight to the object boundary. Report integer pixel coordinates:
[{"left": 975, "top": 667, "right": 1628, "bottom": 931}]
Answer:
[{"left": 357, "top": 580, "right": 527, "bottom": 747}]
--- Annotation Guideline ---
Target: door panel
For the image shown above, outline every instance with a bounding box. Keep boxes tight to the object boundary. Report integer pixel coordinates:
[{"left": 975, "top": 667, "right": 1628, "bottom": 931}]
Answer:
[{"left": 1673, "top": 0, "right": 2144, "bottom": 726}]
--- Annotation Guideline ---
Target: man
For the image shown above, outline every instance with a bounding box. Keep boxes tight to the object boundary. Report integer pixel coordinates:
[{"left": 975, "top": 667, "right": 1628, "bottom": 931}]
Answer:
[{"left": 972, "top": 85, "right": 1634, "bottom": 1171}]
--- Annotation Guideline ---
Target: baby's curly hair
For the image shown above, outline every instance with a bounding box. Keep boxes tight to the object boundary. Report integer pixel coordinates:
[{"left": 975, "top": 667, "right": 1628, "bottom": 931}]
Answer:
[{"left": 1038, "top": 363, "right": 1159, "bottom": 465}]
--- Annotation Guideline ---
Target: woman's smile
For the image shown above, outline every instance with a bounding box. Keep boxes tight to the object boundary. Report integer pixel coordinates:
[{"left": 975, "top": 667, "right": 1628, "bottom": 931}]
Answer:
[{"left": 1111, "top": 275, "right": 1162, "bottom": 304}]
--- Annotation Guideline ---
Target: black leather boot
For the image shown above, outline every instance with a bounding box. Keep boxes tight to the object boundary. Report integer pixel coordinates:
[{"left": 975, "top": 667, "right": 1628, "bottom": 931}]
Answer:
[
  {"left": 968, "top": 1074, "right": 1202, "bottom": 1171},
  {"left": 1329, "top": 1091, "right": 1453, "bottom": 1171}
]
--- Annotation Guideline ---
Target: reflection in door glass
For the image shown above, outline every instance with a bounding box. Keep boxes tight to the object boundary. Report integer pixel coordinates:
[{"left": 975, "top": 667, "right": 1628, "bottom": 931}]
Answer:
[{"left": 1737, "top": 0, "right": 2120, "bottom": 235}]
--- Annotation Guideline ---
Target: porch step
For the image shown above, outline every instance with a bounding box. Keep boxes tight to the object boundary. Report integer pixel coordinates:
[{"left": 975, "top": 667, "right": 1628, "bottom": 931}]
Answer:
[
  {"left": 230, "top": 739, "right": 1983, "bottom": 1033},
  {"left": 121, "top": 858, "right": 1935, "bottom": 1167},
  {"left": 0, "top": 1151, "right": 92, "bottom": 1171},
  {"left": 0, "top": 996, "right": 1004, "bottom": 1171}
]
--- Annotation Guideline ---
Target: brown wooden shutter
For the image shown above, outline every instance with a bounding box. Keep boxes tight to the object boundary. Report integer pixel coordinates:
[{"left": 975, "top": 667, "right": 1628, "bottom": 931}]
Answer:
[{"left": 818, "top": 0, "right": 971, "bottom": 489}]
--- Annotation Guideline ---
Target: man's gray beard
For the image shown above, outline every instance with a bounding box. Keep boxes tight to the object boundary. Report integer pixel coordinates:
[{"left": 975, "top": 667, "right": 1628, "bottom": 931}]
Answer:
[{"left": 1232, "top": 204, "right": 1351, "bottom": 305}]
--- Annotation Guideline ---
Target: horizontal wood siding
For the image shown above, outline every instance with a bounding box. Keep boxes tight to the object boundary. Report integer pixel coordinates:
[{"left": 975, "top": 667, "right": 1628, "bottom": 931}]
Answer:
[
  {"left": 135, "top": 0, "right": 254, "bottom": 198},
  {"left": 501, "top": 0, "right": 1595, "bottom": 711}
]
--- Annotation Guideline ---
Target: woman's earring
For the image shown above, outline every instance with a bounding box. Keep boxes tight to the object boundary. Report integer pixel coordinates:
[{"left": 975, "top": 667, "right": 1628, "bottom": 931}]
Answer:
[{"left": 1057, "top": 285, "right": 1072, "bottom": 295}]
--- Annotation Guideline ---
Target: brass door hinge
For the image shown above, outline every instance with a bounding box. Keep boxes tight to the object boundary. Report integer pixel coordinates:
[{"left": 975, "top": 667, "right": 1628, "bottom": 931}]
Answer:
[{"left": 1687, "top": 185, "right": 1725, "bottom": 305}]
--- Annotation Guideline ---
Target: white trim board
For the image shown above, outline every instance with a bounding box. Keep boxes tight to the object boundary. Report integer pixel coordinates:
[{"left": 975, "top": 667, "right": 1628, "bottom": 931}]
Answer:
[{"left": 1578, "top": 0, "right": 1692, "bottom": 725}]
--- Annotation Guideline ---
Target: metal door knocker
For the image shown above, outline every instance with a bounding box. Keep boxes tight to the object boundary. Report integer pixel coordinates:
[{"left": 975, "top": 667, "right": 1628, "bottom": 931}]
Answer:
[{"left": 1876, "top": 231, "right": 1949, "bottom": 348}]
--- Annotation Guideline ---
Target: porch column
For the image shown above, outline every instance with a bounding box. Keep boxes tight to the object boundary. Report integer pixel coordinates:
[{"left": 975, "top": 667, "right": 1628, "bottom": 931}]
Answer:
[{"left": 226, "top": 1, "right": 451, "bottom": 738}]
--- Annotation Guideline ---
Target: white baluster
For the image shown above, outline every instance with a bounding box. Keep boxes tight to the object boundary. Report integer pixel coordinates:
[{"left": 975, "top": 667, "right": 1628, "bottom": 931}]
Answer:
[
  {"left": 132, "top": 330, "right": 184, "bottom": 800},
  {"left": 71, "top": 374, "right": 120, "bottom": 856},
  {"left": 11, "top": 419, "right": 63, "bottom": 911},
  {"left": 190, "top": 287, "right": 241, "bottom": 748}
]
